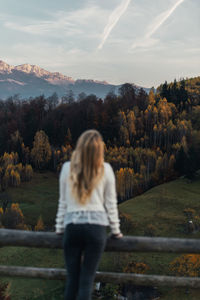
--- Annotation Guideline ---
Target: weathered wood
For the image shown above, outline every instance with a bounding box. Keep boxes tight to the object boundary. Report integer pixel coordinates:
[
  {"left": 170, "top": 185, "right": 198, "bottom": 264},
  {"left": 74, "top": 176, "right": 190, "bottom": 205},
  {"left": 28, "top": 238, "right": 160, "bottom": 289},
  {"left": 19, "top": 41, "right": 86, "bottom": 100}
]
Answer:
[
  {"left": 0, "top": 229, "right": 61, "bottom": 249},
  {"left": 1, "top": 229, "right": 200, "bottom": 253},
  {"left": 0, "top": 265, "right": 200, "bottom": 288},
  {"left": 1, "top": 229, "right": 200, "bottom": 288},
  {"left": 0, "top": 265, "right": 66, "bottom": 280}
]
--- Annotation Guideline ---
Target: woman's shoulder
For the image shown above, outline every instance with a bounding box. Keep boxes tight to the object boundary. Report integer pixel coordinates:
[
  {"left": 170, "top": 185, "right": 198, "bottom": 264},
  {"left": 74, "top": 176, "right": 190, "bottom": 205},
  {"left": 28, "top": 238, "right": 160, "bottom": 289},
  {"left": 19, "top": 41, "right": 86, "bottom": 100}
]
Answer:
[
  {"left": 61, "top": 161, "right": 70, "bottom": 174},
  {"left": 103, "top": 162, "right": 114, "bottom": 174}
]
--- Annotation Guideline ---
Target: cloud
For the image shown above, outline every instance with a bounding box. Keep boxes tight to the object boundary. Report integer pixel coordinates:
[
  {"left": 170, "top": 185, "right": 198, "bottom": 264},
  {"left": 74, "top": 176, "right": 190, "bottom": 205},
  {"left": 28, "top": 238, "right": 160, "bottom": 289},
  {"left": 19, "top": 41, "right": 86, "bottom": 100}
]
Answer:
[
  {"left": 97, "top": 0, "right": 131, "bottom": 50},
  {"left": 3, "top": 5, "right": 107, "bottom": 38},
  {"left": 132, "top": 0, "right": 185, "bottom": 49},
  {"left": 5, "top": 21, "right": 63, "bottom": 35}
]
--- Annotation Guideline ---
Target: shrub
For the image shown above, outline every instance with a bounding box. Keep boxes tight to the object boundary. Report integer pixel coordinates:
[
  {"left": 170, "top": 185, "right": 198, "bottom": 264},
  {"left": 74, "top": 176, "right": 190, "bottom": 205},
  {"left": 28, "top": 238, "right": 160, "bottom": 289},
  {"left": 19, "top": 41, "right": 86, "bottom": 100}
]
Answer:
[
  {"left": 100, "top": 283, "right": 119, "bottom": 300},
  {"left": 170, "top": 254, "right": 200, "bottom": 277},
  {"left": 34, "top": 215, "right": 45, "bottom": 231},
  {"left": 123, "top": 260, "right": 149, "bottom": 274},
  {"left": 1, "top": 203, "right": 27, "bottom": 230}
]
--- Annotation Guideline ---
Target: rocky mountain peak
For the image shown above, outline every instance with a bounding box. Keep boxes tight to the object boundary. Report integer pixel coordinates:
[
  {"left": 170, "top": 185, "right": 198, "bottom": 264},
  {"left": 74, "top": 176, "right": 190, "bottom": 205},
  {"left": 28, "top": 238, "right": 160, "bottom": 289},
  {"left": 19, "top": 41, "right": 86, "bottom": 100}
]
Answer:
[
  {"left": 0, "top": 60, "right": 14, "bottom": 73},
  {"left": 0, "top": 59, "right": 150, "bottom": 99},
  {"left": 15, "top": 64, "right": 50, "bottom": 77}
]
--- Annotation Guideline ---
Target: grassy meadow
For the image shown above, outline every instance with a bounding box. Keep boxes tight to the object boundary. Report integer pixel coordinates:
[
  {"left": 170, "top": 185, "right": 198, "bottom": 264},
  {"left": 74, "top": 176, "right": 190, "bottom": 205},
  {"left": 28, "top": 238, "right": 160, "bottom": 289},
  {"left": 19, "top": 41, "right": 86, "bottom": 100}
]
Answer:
[{"left": 0, "top": 171, "right": 200, "bottom": 299}]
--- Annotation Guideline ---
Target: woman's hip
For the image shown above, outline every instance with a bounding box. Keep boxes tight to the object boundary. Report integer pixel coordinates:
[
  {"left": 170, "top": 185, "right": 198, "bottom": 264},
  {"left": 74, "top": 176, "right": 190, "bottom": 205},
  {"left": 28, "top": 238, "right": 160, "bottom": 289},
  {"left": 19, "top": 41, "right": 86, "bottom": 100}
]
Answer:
[{"left": 63, "top": 223, "right": 107, "bottom": 247}]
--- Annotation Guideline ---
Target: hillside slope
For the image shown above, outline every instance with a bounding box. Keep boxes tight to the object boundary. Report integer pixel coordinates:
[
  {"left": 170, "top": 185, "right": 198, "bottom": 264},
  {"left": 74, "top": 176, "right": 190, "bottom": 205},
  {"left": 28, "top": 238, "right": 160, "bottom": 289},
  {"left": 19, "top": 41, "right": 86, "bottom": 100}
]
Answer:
[{"left": 119, "top": 171, "right": 200, "bottom": 238}]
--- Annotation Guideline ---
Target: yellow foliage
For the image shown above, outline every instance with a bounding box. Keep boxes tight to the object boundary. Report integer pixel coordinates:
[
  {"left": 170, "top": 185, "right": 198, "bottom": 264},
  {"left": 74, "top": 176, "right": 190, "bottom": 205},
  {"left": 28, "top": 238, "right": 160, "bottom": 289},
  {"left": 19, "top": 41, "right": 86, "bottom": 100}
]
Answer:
[
  {"left": 35, "top": 215, "right": 45, "bottom": 231},
  {"left": 11, "top": 203, "right": 23, "bottom": 217},
  {"left": 31, "top": 130, "right": 52, "bottom": 169},
  {"left": 23, "top": 164, "right": 33, "bottom": 181}
]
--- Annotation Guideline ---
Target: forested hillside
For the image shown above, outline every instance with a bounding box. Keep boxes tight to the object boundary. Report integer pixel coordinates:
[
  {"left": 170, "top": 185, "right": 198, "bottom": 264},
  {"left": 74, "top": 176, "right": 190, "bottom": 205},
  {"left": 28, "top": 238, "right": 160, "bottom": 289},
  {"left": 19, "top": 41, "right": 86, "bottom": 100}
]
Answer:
[
  {"left": 0, "top": 79, "right": 200, "bottom": 207},
  {"left": 157, "top": 77, "right": 200, "bottom": 105}
]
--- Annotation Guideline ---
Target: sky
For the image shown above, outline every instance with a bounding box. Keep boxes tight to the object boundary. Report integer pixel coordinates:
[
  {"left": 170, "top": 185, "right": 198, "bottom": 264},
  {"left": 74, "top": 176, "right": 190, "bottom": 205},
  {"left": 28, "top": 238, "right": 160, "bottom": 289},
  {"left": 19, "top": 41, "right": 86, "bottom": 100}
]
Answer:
[{"left": 0, "top": 0, "right": 199, "bottom": 87}]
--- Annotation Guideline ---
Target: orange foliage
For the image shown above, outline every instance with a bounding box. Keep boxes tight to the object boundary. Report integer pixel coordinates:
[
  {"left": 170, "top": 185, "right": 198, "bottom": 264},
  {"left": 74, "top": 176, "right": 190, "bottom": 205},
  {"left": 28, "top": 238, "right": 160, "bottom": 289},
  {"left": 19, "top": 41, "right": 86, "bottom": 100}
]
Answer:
[
  {"left": 123, "top": 261, "right": 149, "bottom": 274},
  {"left": 170, "top": 254, "right": 200, "bottom": 277}
]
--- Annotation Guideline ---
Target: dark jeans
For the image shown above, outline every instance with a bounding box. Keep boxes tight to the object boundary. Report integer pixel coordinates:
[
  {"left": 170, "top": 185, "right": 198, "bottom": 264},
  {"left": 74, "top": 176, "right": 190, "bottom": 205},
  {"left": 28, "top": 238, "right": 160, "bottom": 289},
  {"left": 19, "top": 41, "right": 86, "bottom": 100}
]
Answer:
[{"left": 63, "top": 223, "right": 107, "bottom": 300}]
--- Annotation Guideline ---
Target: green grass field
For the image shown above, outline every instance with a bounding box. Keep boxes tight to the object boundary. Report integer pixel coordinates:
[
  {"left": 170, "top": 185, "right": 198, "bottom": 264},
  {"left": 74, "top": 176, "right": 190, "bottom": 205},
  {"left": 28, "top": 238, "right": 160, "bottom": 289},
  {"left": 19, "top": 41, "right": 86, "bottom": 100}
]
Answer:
[
  {"left": 119, "top": 172, "right": 200, "bottom": 238},
  {"left": 0, "top": 171, "right": 200, "bottom": 299},
  {"left": 5, "top": 171, "right": 59, "bottom": 229}
]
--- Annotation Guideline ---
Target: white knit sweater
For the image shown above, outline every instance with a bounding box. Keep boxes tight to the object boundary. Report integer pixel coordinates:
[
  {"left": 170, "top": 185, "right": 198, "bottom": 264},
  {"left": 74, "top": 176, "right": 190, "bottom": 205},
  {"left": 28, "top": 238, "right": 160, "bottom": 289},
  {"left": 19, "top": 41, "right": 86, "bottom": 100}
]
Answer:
[{"left": 55, "top": 161, "right": 121, "bottom": 234}]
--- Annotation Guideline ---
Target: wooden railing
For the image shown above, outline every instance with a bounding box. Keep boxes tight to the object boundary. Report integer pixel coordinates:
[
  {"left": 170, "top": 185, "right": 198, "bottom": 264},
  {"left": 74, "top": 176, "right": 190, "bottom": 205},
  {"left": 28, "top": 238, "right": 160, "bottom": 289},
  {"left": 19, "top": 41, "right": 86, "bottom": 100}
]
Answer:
[{"left": 0, "top": 229, "right": 200, "bottom": 288}]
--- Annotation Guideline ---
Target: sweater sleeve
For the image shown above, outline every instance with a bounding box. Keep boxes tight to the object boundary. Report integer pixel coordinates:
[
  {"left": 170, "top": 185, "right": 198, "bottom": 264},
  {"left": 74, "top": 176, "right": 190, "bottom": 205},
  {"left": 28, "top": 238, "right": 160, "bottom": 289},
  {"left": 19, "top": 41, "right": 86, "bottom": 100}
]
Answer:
[
  {"left": 103, "top": 163, "right": 121, "bottom": 234},
  {"left": 55, "top": 163, "right": 68, "bottom": 233}
]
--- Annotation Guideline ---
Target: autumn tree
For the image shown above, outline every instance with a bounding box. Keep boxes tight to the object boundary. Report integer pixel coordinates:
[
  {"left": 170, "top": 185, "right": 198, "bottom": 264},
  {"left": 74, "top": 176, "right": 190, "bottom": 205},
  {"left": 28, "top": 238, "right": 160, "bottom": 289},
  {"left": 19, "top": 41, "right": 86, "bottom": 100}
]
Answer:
[
  {"left": 22, "top": 164, "right": 33, "bottom": 181},
  {"left": 116, "top": 168, "right": 135, "bottom": 201},
  {"left": 2, "top": 165, "right": 20, "bottom": 189},
  {"left": 34, "top": 215, "right": 45, "bottom": 231},
  {"left": 1, "top": 203, "right": 27, "bottom": 230},
  {"left": 31, "top": 130, "right": 52, "bottom": 169},
  {"left": 148, "top": 89, "right": 156, "bottom": 106},
  {"left": 127, "top": 110, "right": 136, "bottom": 144}
]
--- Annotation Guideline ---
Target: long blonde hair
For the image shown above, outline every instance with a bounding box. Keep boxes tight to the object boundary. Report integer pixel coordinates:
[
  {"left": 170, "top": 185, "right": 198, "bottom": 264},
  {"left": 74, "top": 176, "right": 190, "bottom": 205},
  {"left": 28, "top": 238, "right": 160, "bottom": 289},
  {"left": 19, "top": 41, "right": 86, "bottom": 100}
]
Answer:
[{"left": 69, "top": 130, "right": 104, "bottom": 204}]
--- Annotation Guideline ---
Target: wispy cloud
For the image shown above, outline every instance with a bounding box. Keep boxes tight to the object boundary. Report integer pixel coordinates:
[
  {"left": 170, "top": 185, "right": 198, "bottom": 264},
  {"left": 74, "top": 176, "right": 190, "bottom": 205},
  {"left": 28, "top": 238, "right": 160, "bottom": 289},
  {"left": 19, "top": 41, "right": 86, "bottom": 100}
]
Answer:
[
  {"left": 3, "top": 6, "right": 106, "bottom": 38},
  {"left": 5, "top": 21, "right": 64, "bottom": 35},
  {"left": 132, "top": 0, "right": 185, "bottom": 49},
  {"left": 97, "top": 0, "right": 131, "bottom": 50}
]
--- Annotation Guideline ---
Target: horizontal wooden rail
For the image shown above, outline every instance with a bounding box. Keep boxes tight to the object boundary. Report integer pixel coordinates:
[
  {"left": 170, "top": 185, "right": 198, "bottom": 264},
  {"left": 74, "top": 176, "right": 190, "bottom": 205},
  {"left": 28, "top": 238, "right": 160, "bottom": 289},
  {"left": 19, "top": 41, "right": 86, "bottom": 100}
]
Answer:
[
  {"left": 0, "top": 265, "right": 200, "bottom": 289},
  {"left": 1, "top": 229, "right": 200, "bottom": 253},
  {"left": 1, "top": 229, "right": 200, "bottom": 289}
]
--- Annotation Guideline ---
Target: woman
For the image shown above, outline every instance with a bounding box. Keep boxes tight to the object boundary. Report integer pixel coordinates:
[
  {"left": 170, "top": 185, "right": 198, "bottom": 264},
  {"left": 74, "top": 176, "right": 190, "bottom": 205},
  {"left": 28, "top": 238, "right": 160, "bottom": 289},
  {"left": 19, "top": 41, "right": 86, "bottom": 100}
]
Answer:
[{"left": 55, "top": 129, "right": 123, "bottom": 300}]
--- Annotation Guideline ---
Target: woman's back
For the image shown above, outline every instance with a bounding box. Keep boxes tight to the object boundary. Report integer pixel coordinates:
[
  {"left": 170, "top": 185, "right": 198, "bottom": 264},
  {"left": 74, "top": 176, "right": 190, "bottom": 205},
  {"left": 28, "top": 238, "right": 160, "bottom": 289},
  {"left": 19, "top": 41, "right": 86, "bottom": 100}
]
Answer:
[
  {"left": 59, "top": 161, "right": 115, "bottom": 210},
  {"left": 55, "top": 161, "right": 120, "bottom": 235}
]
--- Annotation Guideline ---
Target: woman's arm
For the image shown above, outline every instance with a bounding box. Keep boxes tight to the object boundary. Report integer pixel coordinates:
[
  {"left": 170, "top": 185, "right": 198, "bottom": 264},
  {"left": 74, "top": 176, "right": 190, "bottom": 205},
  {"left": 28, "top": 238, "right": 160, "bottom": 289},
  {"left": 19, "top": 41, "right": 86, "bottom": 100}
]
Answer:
[
  {"left": 55, "top": 163, "right": 67, "bottom": 234},
  {"left": 103, "top": 164, "right": 122, "bottom": 236}
]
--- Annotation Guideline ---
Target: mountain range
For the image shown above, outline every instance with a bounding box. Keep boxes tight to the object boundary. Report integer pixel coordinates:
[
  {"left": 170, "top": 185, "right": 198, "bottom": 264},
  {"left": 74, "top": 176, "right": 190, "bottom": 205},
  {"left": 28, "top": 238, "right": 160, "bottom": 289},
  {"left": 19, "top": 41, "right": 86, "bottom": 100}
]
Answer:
[{"left": 0, "top": 60, "right": 150, "bottom": 99}]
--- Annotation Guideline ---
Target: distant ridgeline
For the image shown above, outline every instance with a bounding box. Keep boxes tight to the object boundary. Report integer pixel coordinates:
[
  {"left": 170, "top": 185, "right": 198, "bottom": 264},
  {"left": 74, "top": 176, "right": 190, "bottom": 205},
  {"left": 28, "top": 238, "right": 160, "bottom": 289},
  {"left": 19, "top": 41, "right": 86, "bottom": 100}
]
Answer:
[
  {"left": 0, "top": 60, "right": 150, "bottom": 99},
  {"left": 0, "top": 78, "right": 200, "bottom": 205}
]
